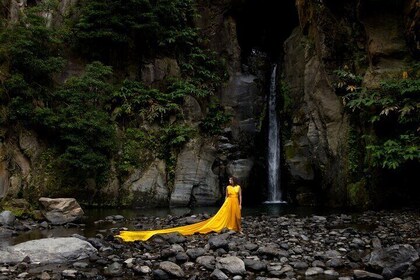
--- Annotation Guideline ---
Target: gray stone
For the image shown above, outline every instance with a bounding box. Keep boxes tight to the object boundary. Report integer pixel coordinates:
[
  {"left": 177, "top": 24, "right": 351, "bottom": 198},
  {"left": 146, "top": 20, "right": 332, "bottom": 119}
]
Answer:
[
  {"left": 363, "top": 244, "right": 419, "bottom": 276},
  {"left": 324, "top": 269, "right": 340, "bottom": 276},
  {"left": 226, "top": 159, "right": 254, "bottom": 188},
  {"left": 170, "top": 139, "right": 220, "bottom": 206},
  {"left": 354, "top": 269, "right": 384, "bottom": 279},
  {"left": 0, "top": 211, "right": 15, "bottom": 226},
  {"left": 124, "top": 160, "right": 168, "bottom": 207},
  {"left": 216, "top": 256, "right": 246, "bottom": 275},
  {"left": 0, "top": 227, "right": 14, "bottom": 238},
  {"left": 244, "top": 243, "right": 258, "bottom": 251},
  {"left": 0, "top": 237, "right": 97, "bottom": 264},
  {"left": 210, "top": 268, "right": 229, "bottom": 280},
  {"left": 186, "top": 248, "right": 206, "bottom": 260},
  {"left": 305, "top": 267, "right": 324, "bottom": 276},
  {"left": 62, "top": 270, "right": 78, "bottom": 278},
  {"left": 209, "top": 235, "right": 229, "bottom": 250},
  {"left": 153, "top": 269, "right": 169, "bottom": 280},
  {"left": 243, "top": 259, "right": 267, "bottom": 271},
  {"left": 159, "top": 261, "right": 184, "bottom": 278},
  {"left": 39, "top": 198, "right": 84, "bottom": 225},
  {"left": 175, "top": 252, "right": 189, "bottom": 263},
  {"left": 326, "top": 258, "right": 345, "bottom": 268},
  {"left": 196, "top": 256, "right": 216, "bottom": 270},
  {"left": 105, "top": 260, "right": 124, "bottom": 275},
  {"left": 257, "top": 245, "right": 289, "bottom": 258},
  {"left": 39, "top": 271, "right": 51, "bottom": 280},
  {"left": 134, "top": 265, "right": 151, "bottom": 274}
]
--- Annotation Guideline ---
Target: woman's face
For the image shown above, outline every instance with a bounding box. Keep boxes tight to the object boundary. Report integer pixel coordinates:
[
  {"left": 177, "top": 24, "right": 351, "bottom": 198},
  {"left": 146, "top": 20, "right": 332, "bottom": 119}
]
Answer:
[{"left": 229, "top": 178, "right": 233, "bottom": 184}]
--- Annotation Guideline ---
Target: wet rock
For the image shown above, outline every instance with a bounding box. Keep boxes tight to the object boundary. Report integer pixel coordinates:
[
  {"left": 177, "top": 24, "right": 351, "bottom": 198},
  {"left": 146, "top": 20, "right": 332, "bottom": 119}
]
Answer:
[
  {"left": 39, "top": 271, "right": 51, "bottom": 280},
  {"left": 0, "top": 227, "right": 14, "bottom": 238},
  {"left": 39, "top": 197, "right": 84, "bottom": 225},
  {"left": 0, "top": 211, "right": 16, "bottom": 226},
  {"left": 257, "top": 245, "right": 289, "bottom": 258},
  {"left": 326, "top": 258, "right": 345, "bottom": 268},
  {"left": 159, "top": 261, "right": 185, "bottom": 278},
  {"left": 161, "top": 248, "right": 177, "bottom": 259},
  {"left": 244, "top": 243, "right": 258, "bottom": 251},
  {"left": 103, "top": 262, "right": 123, "bottom": 276},
  {"left": 0, "top": 237, "right": 97, "bottom": 264},
  {"left": 62, "top": 269, "right": 78, "bottom": 278},
  {"left": 175, "top": 252, "right": 189, "bottom": 263},
  {"left": 364, "top": 244, "right": 419, "bottom": 277},
  {"left": 354, "top": 269, "right": 384, "bottom": 279},
  {"left": 186, "top": 248, "right": 206, "bottom": 260},
  {"left": 243, "top": 259, "right": 267, "bottom": 271},
  {"left": 216, "top": 256, "right": 246, "bottom": 275},
  {"left": 305, "top": 267, "right": 324, "bottom": 276},
  {"left": 134, "top": 265, "right": 151, "bottom": 274},
  {"left": 324, "top": 269, "right": 339, "bottom": 276},
  {"left": 210, "top": 268, "right": 229, "bottom": 280},
  {"left": 153, "top": 269, "right": 169, "bottom": 279},
  {"left": 196, "top": 256, "right": 216, "bottom": 270},
  {"left": 209, "top": 235, "right": 229, "bottom": 250}
]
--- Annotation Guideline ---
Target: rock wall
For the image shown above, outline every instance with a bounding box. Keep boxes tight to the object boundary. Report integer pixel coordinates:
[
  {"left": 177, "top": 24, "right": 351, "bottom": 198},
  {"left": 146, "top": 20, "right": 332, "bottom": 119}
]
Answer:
[{"left": 283, "top": 0, "right": 416, "bottom": 206}]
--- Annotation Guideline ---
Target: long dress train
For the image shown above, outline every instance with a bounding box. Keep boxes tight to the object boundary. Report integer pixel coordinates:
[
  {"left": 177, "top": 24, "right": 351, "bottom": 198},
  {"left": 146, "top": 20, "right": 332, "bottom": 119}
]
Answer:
[{"left": 116, "top": 185, "right": 241, "bottom": 241}]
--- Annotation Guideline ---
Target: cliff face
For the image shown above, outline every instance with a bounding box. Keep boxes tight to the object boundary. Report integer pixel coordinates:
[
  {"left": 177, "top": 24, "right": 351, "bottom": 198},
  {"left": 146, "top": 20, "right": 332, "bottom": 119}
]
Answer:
[
  {"left": 283, "top": 0, "right": 419, "bottom": 207},
  {"left": 0, "top": 0, "right": 417, "bottom": 208}
]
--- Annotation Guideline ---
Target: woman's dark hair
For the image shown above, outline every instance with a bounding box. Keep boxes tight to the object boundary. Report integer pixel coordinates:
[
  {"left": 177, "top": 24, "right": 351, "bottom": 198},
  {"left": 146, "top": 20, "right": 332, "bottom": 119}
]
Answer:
[{"left": 229, "top": 176, "right": 239, "bottom": 185}]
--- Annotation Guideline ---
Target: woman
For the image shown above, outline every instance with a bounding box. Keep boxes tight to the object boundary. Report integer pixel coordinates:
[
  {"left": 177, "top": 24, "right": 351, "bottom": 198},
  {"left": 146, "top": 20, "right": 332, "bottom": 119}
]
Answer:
[{"left": 116, "top": 177, "right": 242, "bottom": 241}]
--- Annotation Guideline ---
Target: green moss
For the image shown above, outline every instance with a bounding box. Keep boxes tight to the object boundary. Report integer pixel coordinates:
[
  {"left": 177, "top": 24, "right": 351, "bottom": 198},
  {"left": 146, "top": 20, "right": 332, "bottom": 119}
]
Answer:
[
  {"left": 1, "top": 199, "right": 34, "bottom": 218},
  {"left": 347, "top": 180, "right": 370, "bottom": 208},
  {"left": 284, "top": 141, "right": 297, "bottom": 159}
]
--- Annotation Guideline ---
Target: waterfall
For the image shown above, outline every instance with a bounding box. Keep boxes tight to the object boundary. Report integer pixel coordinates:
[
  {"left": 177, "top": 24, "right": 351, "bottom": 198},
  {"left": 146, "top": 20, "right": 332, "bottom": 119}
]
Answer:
[{"left": 266, "top": 64, "right": 284, "bottom": 203}]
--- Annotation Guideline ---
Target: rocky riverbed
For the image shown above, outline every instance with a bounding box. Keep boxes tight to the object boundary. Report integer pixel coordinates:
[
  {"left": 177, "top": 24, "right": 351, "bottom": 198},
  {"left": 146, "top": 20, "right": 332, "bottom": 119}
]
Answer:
[{"left": 0, "top": 209, "right": 419, "bottom": 280}]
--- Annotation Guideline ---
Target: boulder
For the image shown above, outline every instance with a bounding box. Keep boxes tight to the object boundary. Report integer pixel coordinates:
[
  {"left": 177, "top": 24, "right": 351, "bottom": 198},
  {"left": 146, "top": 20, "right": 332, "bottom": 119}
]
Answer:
[
  {"left": 0, "top": 210, "right": 16, "bottom": 226},
  {"left": 124, "top": 160, "right": 168, "bottom": 207},
  {"left": 363, "top": 244, "right": 419, "bottom": 277},
  {"left": 0, "top": 237, "right": 97, "bottom": 264},
  {"left": 39, "top": 197, "right": 84, "bottom": 225},
  {"left": 170, "top": 139, "right": 220, "bottom": 207},
  {"left": 216, "top": 256, "right": 246, "bottom": 275}
]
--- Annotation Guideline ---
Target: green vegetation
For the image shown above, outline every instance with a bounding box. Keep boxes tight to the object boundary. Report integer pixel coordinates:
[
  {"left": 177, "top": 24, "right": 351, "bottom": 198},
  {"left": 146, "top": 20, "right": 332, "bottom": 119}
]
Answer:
[
  {"left": 335, "top": 64, "right": 420, "bottom": 170},
  {"left": 71, "top": 0, "right": 198, "bottom": 62},
  {"left": 0, "top": 6, "right": 65, "bottom": 123},
  {"left": 0, "top": 1, "right": 228, "bottom": 204},
  {"left": 37, "top": 62, "right": 117, "bottom": 183},
  {"left": 200, "top": 101, "right": 231, "bottom": 135}
]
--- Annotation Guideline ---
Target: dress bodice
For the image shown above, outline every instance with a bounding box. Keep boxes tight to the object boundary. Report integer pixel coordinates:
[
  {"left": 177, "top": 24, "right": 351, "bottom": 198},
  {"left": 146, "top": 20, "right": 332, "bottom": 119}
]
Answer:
[{"left": 227, "top": 185, "right": 240, "bottom": 197}]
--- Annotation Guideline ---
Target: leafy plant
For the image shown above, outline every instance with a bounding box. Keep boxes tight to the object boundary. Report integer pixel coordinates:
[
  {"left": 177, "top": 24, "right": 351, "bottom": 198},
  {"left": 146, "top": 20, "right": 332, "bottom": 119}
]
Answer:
[
  {"left": 340, "top": 64, "right": 420, "bottom": 170},
  {"left": 71, "top": 0, "right": 199, "bottom": 62},
  {"left": 0, "top": 5, "right": 65, "bottom": 122},
  {"left": 112, "top": 79, "right": 184, "bottom": 125},
  {"left": 367, "top": 134, "right": 419, "bottom": 169},
  {"left": 180, "top": 47, "right": 227, "bottom": 94},
  {"left": 200, "top": 101, "right": 231, "bottom": 135},
  {"left": 116, "top": 128, "right": 154, "bottom": 176},
  {"left": 70, "top": 0, "right": 157, "bottom": 61},
  {"left": 37, "top": 62, "right": 117, "bottom": 182}
]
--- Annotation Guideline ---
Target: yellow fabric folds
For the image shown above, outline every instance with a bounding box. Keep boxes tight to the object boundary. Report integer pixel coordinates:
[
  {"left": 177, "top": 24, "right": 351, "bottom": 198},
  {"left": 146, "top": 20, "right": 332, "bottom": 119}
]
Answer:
[{"left": 116, "top": 185, "right": 241, "bottom": 241}]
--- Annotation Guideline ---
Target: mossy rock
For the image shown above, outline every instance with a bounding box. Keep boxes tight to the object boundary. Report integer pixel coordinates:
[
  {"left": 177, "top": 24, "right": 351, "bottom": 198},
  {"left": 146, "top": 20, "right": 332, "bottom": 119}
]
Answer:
[
  {"left": 0, "top": 198, "right": 35, "bottom": 218},
  {"left": 347, "top": 180, "right": 370, "bottom": 209}
]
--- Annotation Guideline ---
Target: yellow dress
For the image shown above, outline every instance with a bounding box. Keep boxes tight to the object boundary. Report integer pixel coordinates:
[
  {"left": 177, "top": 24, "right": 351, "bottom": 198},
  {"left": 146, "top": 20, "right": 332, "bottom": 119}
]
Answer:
[{"left": 116, "top": 185, "right": 241, "bottom": 242}]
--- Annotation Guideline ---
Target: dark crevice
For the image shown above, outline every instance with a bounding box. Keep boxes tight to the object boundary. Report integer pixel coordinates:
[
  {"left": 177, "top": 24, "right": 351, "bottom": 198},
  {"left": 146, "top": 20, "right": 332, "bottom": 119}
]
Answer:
[{"left": 231, "top": 0, "right": 299, "bottom": 61}]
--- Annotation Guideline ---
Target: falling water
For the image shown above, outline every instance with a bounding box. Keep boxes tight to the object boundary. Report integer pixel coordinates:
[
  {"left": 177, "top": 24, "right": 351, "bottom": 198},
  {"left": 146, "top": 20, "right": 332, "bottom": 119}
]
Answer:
[{"left": 266, "top": 64, "right": 284, "bottom": 203}]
